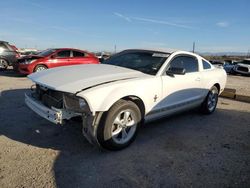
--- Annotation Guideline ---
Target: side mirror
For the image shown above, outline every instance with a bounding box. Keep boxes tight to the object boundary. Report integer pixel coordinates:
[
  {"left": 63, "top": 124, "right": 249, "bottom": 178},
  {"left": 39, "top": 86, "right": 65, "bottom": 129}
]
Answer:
[{"left": 166, "top": 67, "right": 186, "bottom": 76}]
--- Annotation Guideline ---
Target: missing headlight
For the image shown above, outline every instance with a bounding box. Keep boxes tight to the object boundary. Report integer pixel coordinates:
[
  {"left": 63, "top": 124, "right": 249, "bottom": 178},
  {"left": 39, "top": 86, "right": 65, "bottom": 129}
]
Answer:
[{"left": 63, "top": 93, "right": 89, "bottom": 113}]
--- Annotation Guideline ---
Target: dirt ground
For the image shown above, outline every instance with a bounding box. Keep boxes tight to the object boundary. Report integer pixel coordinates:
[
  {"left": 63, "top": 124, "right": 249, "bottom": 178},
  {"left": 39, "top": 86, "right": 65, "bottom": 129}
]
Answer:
[
  {"left": 0, "top": 70, "right": 250, "bottom": 188},
  {"left": 226, "top": 75, "right": 250, "bottom": 96}
]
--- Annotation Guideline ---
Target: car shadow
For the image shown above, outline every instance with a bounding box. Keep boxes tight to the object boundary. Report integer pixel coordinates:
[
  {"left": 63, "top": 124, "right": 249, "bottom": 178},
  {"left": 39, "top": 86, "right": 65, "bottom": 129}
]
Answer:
[
  {"left": 0, "top": 68, "right": 26, "bottom": 77},
  {"left": 0, "top": 88, "right": 250, "bottom": 187}
]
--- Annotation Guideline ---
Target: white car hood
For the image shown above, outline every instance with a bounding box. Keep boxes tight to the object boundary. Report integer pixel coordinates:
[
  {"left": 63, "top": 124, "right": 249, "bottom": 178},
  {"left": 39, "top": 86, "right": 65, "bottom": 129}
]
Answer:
[{"left": 28, "top": 64, "right": 146, "bottom": 93}]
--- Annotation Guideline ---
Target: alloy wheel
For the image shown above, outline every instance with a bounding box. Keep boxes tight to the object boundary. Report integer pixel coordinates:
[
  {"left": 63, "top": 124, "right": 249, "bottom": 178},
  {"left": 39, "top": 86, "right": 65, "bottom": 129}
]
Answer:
[
  {"left": 207, "top": 89, "right": 218, "bottom": 112},
  {"left": 111, "top": 109, "right": 137, "bottom": 144}
]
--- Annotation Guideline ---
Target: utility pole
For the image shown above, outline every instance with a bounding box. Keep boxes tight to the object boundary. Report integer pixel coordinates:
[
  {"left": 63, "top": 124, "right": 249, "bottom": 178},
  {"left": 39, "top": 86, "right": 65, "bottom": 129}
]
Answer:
[
  {"left": 192, "top": 42, "right": 195, "bottom": 53},
  {"left": 114, "top": 45, "right": 117, "bottom": 53}
]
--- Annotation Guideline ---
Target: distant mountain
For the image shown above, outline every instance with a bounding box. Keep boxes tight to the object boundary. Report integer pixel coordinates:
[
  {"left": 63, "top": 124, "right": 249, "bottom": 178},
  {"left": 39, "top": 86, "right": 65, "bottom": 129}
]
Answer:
[{"left": 199, "top": 52, "right": 248, "bottom": 56}]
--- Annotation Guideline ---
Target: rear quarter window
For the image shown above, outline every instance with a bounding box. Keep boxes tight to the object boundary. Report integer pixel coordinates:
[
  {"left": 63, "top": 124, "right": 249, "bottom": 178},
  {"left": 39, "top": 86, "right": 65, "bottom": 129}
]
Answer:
[
  {"left": 73, "top": 51, "right": 87, "bottom": 57},
  {"left": 202, "top": 60, "right": 212, "bottom": 70},
  {"left": 56, "top": 50, "right": 71, "bottom": 58}
]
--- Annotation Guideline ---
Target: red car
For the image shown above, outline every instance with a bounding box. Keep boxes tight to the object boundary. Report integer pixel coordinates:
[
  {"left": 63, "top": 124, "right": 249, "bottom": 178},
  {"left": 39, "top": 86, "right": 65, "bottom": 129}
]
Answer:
[{"left": 17, "top": 48, "right": 99, "bottom": 74}]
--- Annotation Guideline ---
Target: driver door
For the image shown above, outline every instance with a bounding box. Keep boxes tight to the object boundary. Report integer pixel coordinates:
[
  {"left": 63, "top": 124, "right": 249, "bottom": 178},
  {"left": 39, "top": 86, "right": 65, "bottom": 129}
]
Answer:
[
  {"left": 159, "top": 55, "right": 205, "bottom": 114},
  {"left": 50, "top": 50, "right": 71, "bottom": 68}
]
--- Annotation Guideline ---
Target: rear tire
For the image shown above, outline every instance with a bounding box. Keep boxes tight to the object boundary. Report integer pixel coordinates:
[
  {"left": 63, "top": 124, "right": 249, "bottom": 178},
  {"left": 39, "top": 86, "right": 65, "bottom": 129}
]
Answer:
[
  {"left": 201, "top": 86, "right": 219, "bottom": 114},
  {"left": 0, "top": 59, "right": 8, "bottom": 70},
  {"left": 97, "top": 99, "right": 142, "bottom": 150},
  {"left": 34, "top": 65, "right": 47, "bottom": 72}
]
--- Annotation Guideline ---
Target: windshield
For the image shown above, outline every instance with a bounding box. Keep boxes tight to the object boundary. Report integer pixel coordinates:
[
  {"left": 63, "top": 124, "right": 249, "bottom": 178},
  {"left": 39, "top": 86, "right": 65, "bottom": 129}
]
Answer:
[
  {"left": 38, "top": 49, "right": 57, "bottom": 57},
  {"left": 103, "top": 51, "right": 169, "bottom": 75}
]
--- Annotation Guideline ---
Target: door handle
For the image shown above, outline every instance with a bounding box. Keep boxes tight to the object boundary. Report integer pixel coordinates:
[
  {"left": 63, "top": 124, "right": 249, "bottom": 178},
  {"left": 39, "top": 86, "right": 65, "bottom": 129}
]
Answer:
[{"left": 195, "top": 77, "right": 201, "bottom": 81}]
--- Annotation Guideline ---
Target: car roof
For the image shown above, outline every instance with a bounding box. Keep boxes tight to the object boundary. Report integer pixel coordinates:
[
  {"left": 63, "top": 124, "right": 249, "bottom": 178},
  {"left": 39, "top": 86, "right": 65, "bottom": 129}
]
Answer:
[
  {"left": 46, "top": 48, "right": 90, "bottom": 53},
  {"left": 121, "top": 49, "right": 202, "bottom": 58},
  {"left": 0, "top": 41, "right": 9, "bottom": 44},
  {"left": 50, "top": 48, "right": 87, "bottom": 51}
]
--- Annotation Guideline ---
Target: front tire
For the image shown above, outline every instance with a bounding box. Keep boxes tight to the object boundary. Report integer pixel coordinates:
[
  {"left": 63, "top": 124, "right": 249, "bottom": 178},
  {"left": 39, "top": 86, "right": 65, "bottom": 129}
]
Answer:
[
  {"left": 201, "top": 86, "right": 219, "bottom": 114},
  {"left": 97, "top": 100, "right": 142, "bottom": 150}
]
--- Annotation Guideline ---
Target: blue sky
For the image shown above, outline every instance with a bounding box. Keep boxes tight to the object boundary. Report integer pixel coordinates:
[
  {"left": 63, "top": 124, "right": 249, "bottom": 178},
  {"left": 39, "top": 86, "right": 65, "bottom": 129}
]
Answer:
[{"left": 1, "top": 0, "right": 250, "bottom": 53}]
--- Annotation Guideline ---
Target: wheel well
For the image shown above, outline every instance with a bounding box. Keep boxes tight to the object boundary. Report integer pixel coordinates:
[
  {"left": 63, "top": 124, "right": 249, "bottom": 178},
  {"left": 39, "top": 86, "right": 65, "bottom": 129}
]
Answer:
[
  {"left": 0, "top": 58, "right": 9, "bottom": 64},
  {"left": 33, "top": 64, "right": 48, "bottom": 72},
  {"left": 214, "top": 83, "right": 220, "bottom": 92},
  {"left": 122, "top": 96, "right": 145, "bottom": 117}
]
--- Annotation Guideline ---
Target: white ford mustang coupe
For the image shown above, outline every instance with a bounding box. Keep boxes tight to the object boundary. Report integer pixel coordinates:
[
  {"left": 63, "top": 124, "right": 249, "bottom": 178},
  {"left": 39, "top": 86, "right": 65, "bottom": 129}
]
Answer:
[{"left": 25, "top": 49, "right": 227, "bottom": 150}]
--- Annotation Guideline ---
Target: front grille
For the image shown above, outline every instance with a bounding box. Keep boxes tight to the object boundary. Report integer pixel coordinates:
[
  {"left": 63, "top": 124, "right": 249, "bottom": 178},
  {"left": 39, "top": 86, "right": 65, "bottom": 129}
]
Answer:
[
  {"left": 237, "top": 66, "right": 248, "bottom": 72},
  {"left": 33, "top": 85, "right": 63, "bottom": 108},
  {"left": 41, "top": 93, "right": 63, "bottom": 108}
]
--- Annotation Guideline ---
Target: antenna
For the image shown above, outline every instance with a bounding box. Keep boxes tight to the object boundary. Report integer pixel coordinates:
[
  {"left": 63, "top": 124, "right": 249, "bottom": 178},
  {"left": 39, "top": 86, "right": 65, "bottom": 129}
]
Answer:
[{"left": 192, "top": 42, "right": 195, "bottom": 53}]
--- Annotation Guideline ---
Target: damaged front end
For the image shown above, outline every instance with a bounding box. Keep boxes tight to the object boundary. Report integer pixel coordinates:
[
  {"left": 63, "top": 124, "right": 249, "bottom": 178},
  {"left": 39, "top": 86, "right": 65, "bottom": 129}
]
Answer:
[{"left": 25, "top": 84, "right": 102, "bottom": 146}]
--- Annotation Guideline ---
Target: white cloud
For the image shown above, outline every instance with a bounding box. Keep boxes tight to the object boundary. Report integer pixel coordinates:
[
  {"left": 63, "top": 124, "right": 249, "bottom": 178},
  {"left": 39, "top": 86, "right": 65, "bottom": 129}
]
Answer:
[
  {"left": 113, "top": 12, "right": 194, "bottom": 29},
  {"left": 113, "top": 12, "right": 132, "bottom": 22},
  {"left": 132, "top": 17, "right": 194, "bottom": 29},
  {"left": 216, "top": 22, "right": 229, "bottom": 28}
]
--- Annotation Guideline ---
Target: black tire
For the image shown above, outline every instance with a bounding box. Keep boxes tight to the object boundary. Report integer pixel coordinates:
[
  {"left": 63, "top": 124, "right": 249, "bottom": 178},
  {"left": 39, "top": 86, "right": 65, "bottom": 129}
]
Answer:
[
  {"left": 201, "top": 86, "right": 219, "bottom": 114},
  {"left": 97, "top": 99, "right": 142, "bottom": 150},
  {"left": 34, "top": 65, "right": 47, "bottom": 72},
  {"left": 0, "top": 59, "right": 8, "bottom": 70}
]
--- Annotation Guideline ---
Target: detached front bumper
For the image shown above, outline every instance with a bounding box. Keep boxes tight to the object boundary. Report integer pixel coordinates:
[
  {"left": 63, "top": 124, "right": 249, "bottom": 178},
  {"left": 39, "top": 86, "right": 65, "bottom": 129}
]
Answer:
[{"left": 25, "top": 93, "right": 64, "bottom": 124}]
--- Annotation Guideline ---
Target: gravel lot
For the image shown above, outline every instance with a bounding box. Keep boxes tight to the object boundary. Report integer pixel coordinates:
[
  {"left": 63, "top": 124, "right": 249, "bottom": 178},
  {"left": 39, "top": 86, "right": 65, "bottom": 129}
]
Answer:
[
  {"left": 0, "top": 70, "right": 250, "bottom": 188},
  {"left": 226, "top": 75, "right": 250, "bottom": 96}
]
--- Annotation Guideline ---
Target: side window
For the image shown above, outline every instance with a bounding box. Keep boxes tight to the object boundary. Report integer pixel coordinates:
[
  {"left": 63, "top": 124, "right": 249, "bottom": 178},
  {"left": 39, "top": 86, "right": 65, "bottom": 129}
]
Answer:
[
  {"left": 202, "top": 60, "right": 212, "bottom": 70},
  {"left": 168, "top": 55, "right": 198, "bottom": 73},
  {"left": 73, "top": 50, "right": 86, "bottom": 57},
  {"left": 56, "top": 50, "right": 71, "bottom": 58}
]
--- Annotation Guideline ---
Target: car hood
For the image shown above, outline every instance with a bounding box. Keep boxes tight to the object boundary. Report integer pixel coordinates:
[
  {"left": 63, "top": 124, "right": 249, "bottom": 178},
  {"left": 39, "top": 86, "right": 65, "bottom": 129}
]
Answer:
[
  {"left": 28, "top": 64, "right": 147, "bottom": 93},
  {"left": 18, "top": 55, "right": 43, "bottom": 61}
]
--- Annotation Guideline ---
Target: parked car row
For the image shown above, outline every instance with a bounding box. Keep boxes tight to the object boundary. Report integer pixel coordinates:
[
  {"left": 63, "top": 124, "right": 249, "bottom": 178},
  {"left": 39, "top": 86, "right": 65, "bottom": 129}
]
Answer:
[
  {"left": 0, "top": 40, "right": 101, "bottom": 73},
  {"left": 18, "top": 49, "right": 40, "bottom": 57},
  {"left": 210, "top": 59, "right": 250, "bottom": 76},
  {"left": 95, "top": 52, "right": 111, "bottom": 63}
]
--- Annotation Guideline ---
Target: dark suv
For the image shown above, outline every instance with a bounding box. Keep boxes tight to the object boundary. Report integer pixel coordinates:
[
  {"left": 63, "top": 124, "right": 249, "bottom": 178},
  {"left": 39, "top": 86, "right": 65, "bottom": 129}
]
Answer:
[{"left": 0, "top": 41, "right": 19, "bottom": 70}]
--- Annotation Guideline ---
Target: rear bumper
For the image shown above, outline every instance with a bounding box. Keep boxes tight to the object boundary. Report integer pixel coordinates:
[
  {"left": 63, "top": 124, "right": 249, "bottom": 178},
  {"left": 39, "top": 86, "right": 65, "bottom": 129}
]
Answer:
[{"left": 25, "top": 93, "right": 63, "bottom": 124}]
